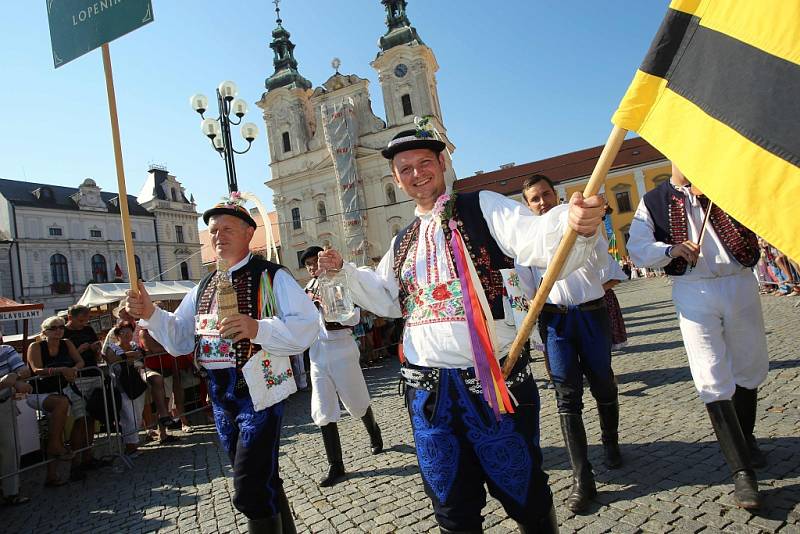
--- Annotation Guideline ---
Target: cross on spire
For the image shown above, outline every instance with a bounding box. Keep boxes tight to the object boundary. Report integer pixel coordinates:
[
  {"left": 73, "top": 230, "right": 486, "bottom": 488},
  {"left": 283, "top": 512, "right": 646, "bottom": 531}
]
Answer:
[{"left": 273, "top": 0, "right": 282, "bottom": 25}]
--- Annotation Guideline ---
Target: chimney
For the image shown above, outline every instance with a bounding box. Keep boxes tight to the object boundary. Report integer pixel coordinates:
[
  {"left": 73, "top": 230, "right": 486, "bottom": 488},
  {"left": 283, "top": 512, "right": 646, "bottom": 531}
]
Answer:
[{"left": 499, "top": 162, "right": 515, "bottom": 170}]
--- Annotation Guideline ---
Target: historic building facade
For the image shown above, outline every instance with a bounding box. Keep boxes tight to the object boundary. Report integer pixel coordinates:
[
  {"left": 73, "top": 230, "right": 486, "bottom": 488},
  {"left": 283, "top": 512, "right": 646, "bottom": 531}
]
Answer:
[
  {"left": 257, "top": 0, "right": 455, "bottom": 282},
  {"left": 0, "top": 166, "right": 202, "bottom": 332},
  {"left": 455, "top": 137, "right": 671, "bottom": 259}
]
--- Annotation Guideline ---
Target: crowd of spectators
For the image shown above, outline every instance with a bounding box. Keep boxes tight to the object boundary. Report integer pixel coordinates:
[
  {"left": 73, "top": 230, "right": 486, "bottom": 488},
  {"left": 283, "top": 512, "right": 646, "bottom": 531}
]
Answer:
[{"left": 0, "top": 304, "right": 207, "bottom": 502}]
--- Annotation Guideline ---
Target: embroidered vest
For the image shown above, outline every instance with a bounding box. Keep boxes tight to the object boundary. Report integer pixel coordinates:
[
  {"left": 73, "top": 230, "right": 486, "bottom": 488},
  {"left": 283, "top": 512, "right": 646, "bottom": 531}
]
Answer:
[
  {"left": 195, "top": 256, "right": 283, "bottom": 371},
  {"left": 642, "top": 181, "right": 759, "bottom": 275},
  {"left": 393, "top": 192, "right": 514, "bottom": 321}
]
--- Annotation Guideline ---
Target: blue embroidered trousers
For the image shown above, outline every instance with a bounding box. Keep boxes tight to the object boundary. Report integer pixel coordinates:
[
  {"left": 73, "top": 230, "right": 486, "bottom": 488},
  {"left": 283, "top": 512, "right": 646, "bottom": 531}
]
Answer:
[
  {"left": 208, "top": 368, "right": 284, "bottom": 519},
  {"left": 539, "top": 305, "right": 618, "bottom": 414},
  {"left": 404, "top": 359, "right": 552, "bottom": 531}
]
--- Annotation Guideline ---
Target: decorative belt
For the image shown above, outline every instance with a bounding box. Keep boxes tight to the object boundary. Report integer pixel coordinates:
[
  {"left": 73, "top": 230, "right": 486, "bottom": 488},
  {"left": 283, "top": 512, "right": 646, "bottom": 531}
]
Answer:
[
  {"left": 324, "top": 323, "right": 353, "bottom": 331},
  {"left": 541, "top": 296, "right": 606, "bottom": 314},
  {"left": 400, "top": 360, "right": 532, "bottom": 396}
]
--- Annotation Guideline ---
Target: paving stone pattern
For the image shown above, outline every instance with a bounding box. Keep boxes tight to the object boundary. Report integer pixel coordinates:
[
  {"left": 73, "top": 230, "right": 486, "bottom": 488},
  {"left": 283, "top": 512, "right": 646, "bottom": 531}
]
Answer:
[{"left": 4, "top": 278, "right": 799, "bottom": 533}]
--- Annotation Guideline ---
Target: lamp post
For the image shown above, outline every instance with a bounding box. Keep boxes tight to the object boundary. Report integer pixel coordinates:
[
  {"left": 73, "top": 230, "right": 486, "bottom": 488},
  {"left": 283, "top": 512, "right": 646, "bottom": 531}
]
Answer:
[{"left": 190, "top": 81, "right": 259, "bottom": 193}]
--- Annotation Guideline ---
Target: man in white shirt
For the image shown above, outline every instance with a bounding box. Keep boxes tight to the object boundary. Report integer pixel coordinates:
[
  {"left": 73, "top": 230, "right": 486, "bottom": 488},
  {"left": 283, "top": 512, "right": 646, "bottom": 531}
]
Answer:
[
  {"left": 628, "top": 163, "right": 766, "bottom": 510},
  {"left": 300, "top": 246, "right": 383, "bottom": 488},
  {"left": 126, "top": 199, "right": 319, "bottom": 533},
  {"left": 518, "top": 174, "right": 623, "bottom": 514},
  {"left": 317, "top": 125, "right": 606, "bottom": 533}
]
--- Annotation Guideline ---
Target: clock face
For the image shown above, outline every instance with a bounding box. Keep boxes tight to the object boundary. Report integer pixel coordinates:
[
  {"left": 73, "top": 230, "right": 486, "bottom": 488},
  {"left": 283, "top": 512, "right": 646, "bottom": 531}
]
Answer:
[{"left": 394, "top": 63, "right": 408, "bottom": 78}]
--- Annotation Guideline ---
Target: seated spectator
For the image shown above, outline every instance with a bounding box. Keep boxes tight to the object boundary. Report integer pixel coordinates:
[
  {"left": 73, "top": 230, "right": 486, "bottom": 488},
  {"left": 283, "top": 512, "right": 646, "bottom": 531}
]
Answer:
[
  {"left": 63, "top": 305, "right": 104, "bottom": 471},
  {"left": 103, "top": 320, "right": 148, "bottom": 456},
  {"left": 26, "top": 316, "right": 80, "bottom": 486},
  {"left": 0, "top": 327, "right": 32, "bottom": 504},
  {"left": 138, "top": 329, "right": 177, "bottom": 443}
]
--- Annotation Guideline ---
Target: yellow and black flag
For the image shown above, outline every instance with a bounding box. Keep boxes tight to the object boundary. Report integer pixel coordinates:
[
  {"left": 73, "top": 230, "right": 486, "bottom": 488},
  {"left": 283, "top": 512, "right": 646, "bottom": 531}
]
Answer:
[{"left": 613, "top": 0, "right": 800, "bottom": 261}]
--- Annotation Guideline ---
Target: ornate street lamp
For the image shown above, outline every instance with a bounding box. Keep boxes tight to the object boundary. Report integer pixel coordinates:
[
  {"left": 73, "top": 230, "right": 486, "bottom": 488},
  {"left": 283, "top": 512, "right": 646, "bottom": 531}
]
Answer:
[{"left": 190, "top": 81, "right": 258, "bottom": 192}]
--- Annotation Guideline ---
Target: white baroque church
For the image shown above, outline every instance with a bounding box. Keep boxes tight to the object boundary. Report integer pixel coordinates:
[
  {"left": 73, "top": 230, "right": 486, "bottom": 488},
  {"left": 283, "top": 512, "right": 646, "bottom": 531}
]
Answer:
[{"left": 257, "top": 0, "right": 456, "bottom": 281}]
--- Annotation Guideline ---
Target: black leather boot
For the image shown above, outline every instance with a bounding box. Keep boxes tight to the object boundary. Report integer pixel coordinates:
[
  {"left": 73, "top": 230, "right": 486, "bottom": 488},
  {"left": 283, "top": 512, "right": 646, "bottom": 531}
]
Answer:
[
  {"left": 319, "top": 423, "right": 346, "bottom": 487},
  {"left": 276, "top": 484, "right": 297, "bottom": 534},
  {"left": 560, "top": 414, "right": 596, "bottom": 513},
  {"left": 361, "top": 406, "right": 384, "bottom": 454},
  {"left": 733, "top": 386, "right": 766, "bottom": 468},
  {"left": 706, "top": 400, "right": 762, "bottom": 510},
  {"left": 597, "top": 401, "right": 622, "bottom": 469},
  {"left": 516, "top": 502, "right": 559, "bottom": 533},
  {"left": 439, "top": 527, "right": 482, "bottom": 534},
  {"left": 247, "top": 515, "right": 282, "bottom": 534}
]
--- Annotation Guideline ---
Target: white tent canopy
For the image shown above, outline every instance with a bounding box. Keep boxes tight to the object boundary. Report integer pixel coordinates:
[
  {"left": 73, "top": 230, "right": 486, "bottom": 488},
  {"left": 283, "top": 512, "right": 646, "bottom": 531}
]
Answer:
[{"left": 77, "top": 281, "right": 197, "bottom": 308}]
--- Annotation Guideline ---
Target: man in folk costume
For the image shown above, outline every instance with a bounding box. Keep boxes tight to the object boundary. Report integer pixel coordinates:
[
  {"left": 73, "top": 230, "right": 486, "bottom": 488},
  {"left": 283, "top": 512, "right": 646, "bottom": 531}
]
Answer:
[
  {"left": 517, "top": 174, "right": 625, "bottom": 514},
  {"left": 300, "top": 246, "right": 384, "bottom": 487},
  {"left": 317, "top": 122, "right": 607, "bottom": 533},
  {"left": 628, "top": 163, "right": 766, "bottom": 510},
  {"left": 126, "top": 194, "right": 319, "bottom": 533}
]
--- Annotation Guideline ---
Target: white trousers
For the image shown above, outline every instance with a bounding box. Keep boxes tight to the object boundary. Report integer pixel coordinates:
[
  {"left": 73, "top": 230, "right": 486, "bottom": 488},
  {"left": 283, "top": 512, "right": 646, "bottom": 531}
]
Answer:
[
  {"left": 673, "top": 271, "right": 769, "bottom": 403},
  {"left": 0, "top": 399, "right": 19, "bottom": 496},
  {"left": 118, "top": 391, "right": 146, "bottom": 445},
  {"left": 309, "top": 333, "right": 371, "bottom": 426}
]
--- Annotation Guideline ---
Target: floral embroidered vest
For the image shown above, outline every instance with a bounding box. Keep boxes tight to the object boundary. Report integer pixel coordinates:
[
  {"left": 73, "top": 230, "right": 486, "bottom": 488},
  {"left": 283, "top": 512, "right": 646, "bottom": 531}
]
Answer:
[
  {"left": 195, "top": 256, "right": 283, "bottom": 376},
  {"left": 393, "top": 192, "right": 515, "bottom": 323},
  {"left": 643, "top": 181, "right": 759, "bottom": 275}
]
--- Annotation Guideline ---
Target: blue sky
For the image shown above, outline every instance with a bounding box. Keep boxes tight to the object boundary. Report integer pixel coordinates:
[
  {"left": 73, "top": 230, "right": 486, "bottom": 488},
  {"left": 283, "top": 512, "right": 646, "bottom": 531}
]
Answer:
[{"left": 0, "top": 1, "right": 667, "bottom": 225}]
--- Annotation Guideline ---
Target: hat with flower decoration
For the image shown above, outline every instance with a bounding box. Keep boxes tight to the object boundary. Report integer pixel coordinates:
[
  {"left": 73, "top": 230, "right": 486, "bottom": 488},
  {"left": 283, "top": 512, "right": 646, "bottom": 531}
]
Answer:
[
  {"left": 203, "top": 191, "right": 257, "bottom": 229},
  {"left": 381, "top": 115, "right": 446, "bottom": 160}
]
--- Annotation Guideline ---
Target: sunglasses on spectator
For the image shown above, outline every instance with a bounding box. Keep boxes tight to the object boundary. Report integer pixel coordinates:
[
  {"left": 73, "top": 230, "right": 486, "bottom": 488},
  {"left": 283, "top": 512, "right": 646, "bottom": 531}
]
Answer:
[{"left": 45, "top": 325, "right": 65, "bottom": 331}]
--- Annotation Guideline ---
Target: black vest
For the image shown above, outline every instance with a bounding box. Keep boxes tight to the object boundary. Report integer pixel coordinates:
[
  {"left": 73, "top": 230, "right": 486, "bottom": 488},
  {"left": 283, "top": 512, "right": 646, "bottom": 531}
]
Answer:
[{"left": 393, "top": 191, "right": 514, "bottom": 320}]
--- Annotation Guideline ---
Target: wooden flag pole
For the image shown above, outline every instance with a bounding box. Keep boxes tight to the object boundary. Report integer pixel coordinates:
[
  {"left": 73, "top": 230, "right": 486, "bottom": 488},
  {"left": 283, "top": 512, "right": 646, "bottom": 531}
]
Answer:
[
  {"left": 502, "top": 125, "right": 628, "bottom": 378},
  {"left": 697, "top": 200, "right": 714, "bottom": 248},
  {"left": 101, "top": 43, "right": 139, "bottom": 296}
]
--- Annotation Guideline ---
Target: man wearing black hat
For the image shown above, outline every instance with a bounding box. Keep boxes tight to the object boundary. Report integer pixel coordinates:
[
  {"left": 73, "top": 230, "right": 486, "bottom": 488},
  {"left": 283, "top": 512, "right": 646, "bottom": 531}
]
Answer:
[
  {"left": 126, "top": 197, "right": 319, "bottom": 533},
  {"left": 317, "top": 122, "right": 607, "bottom": 533},
  {"left": 300, "top": 245, "right": 383, "bottom": 488}
]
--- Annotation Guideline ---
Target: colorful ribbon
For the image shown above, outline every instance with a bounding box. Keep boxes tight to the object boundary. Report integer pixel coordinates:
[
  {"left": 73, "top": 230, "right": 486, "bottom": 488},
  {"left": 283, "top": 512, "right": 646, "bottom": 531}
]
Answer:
[{"left": 448, "top": 221, "right": 515, "bottom": 420}]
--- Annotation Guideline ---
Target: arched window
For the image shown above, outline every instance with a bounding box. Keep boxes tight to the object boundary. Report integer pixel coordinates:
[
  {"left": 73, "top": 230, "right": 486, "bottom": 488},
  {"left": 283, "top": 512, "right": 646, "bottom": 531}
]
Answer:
[
  {"left": 385, "top": 183, "right": 397, "bottom": 205},
  {"left": 391, "top": 224, "right": 401, "bottom": 237},
  {"left": 282, "top": 131, "right": 292, "bottom": 153},
  {"left": 317, "top": 201, "right": 327, "bottom": 222},
  {"left": 180, "top": 261, "right": 190, "bottom": 280},
  {"left": 50, "top": 254, "right": 69, "bottom": 284},
  {"left": 91, "top": 254, "right": 108, "bottom": 283},
  {"left": 171, "top": 189, "right": 178, "bottom": 202},
  {"left": 291, "top": 207, "right": 301, "bottom": 230},
  {"left": 134, "top": 255, "right": 142, "bottom": 280},
  {"left": 652, "top": 173, "right": 670, "bottom": 187},
  {"left": 401, "top": 94, "right": 413, "bottom": 116}
]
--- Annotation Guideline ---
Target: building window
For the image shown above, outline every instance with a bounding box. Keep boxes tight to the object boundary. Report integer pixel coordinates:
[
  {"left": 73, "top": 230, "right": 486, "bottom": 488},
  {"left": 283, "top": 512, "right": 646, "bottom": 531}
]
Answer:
[
  {"left": 176, "top": 225, "right": 185, "bottom": 243},
  {"left": 385, "top": 183, "right": 397, "bottom": 205},
  {"left": 317, "top": 201, "right": 327, "bottom": 222},
  {"left": 401, "top": 94, "right": 413, "bottom": 116},
  {"left": 180, "top": 261, "right": 190, "bottom": 280},
  {"left": 131, "top": 231, "right": 136, "bottom": 239},
  {"left": 134, "top": 255, "right": 142, "bottom": 279},
  {"left": 171, "top": 189, "right": 178, "bottom": 202},
  {"left": 90, "top": 229, "right": 102, "bottom": 238},
  {"left": 291, "top": 207, "right": 301, "bottom": 230},
  {"left": 296, "top": 250, "right": 305, "bottom": 269},
  {"left": 91, "top": 254, "right": 108, "bottom": 283},
  {"left": 615, "top": 191, "right": 632, "bottom": 213},
  {"left": 50, "top": 254, "right": 70, "bottom": 293},
  {"left": 652, "top": 173, "right": 670, "bottom": 187},
  {"left": 282, "top": 131, "right": 292, "bottom": 153},
  {"left": 49, "top": 227, "right": 63, "bottom": 236}
]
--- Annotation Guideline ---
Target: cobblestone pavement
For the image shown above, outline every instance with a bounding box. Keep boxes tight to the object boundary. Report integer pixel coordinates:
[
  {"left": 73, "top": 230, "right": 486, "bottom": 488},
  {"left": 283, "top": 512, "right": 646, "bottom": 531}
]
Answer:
[{"left": 4, "top": 278, "right": 799, "bottom": 533}]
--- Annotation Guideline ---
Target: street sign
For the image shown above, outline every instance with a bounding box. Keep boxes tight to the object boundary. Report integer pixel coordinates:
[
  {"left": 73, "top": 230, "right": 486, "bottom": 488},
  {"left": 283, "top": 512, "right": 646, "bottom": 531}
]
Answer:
[{"left": 46, "top": 0, "right": 154, "bottom": 68}]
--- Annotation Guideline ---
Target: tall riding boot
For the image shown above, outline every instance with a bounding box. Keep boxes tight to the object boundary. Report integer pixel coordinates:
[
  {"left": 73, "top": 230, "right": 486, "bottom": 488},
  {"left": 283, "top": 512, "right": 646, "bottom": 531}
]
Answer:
[
  {"left": 319, "top": 423, "right": 346, "bottom": 487},
  {"left": 560, "top": 414, "right": 596, "bottom": 513},
  {"left": 516, "top": 502, "right": 559, "bottom": 533},
  {"left": 247, "top": 515, "right": 282, "bottom": 534},
  {"left": 706, "top": 400, "right": 762, "bottom": 510},
  {"left": 276, "top": 484, "right": 297, "bottom": 534},
  {"left": 597, "top": 400, "right": 622, "bottom": 469},
  {"left": 361, "top": 406, "right": 384, "bottom": 454},
  {"left": 733, "top": 386, "right": 766, "bottom": 468}
]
